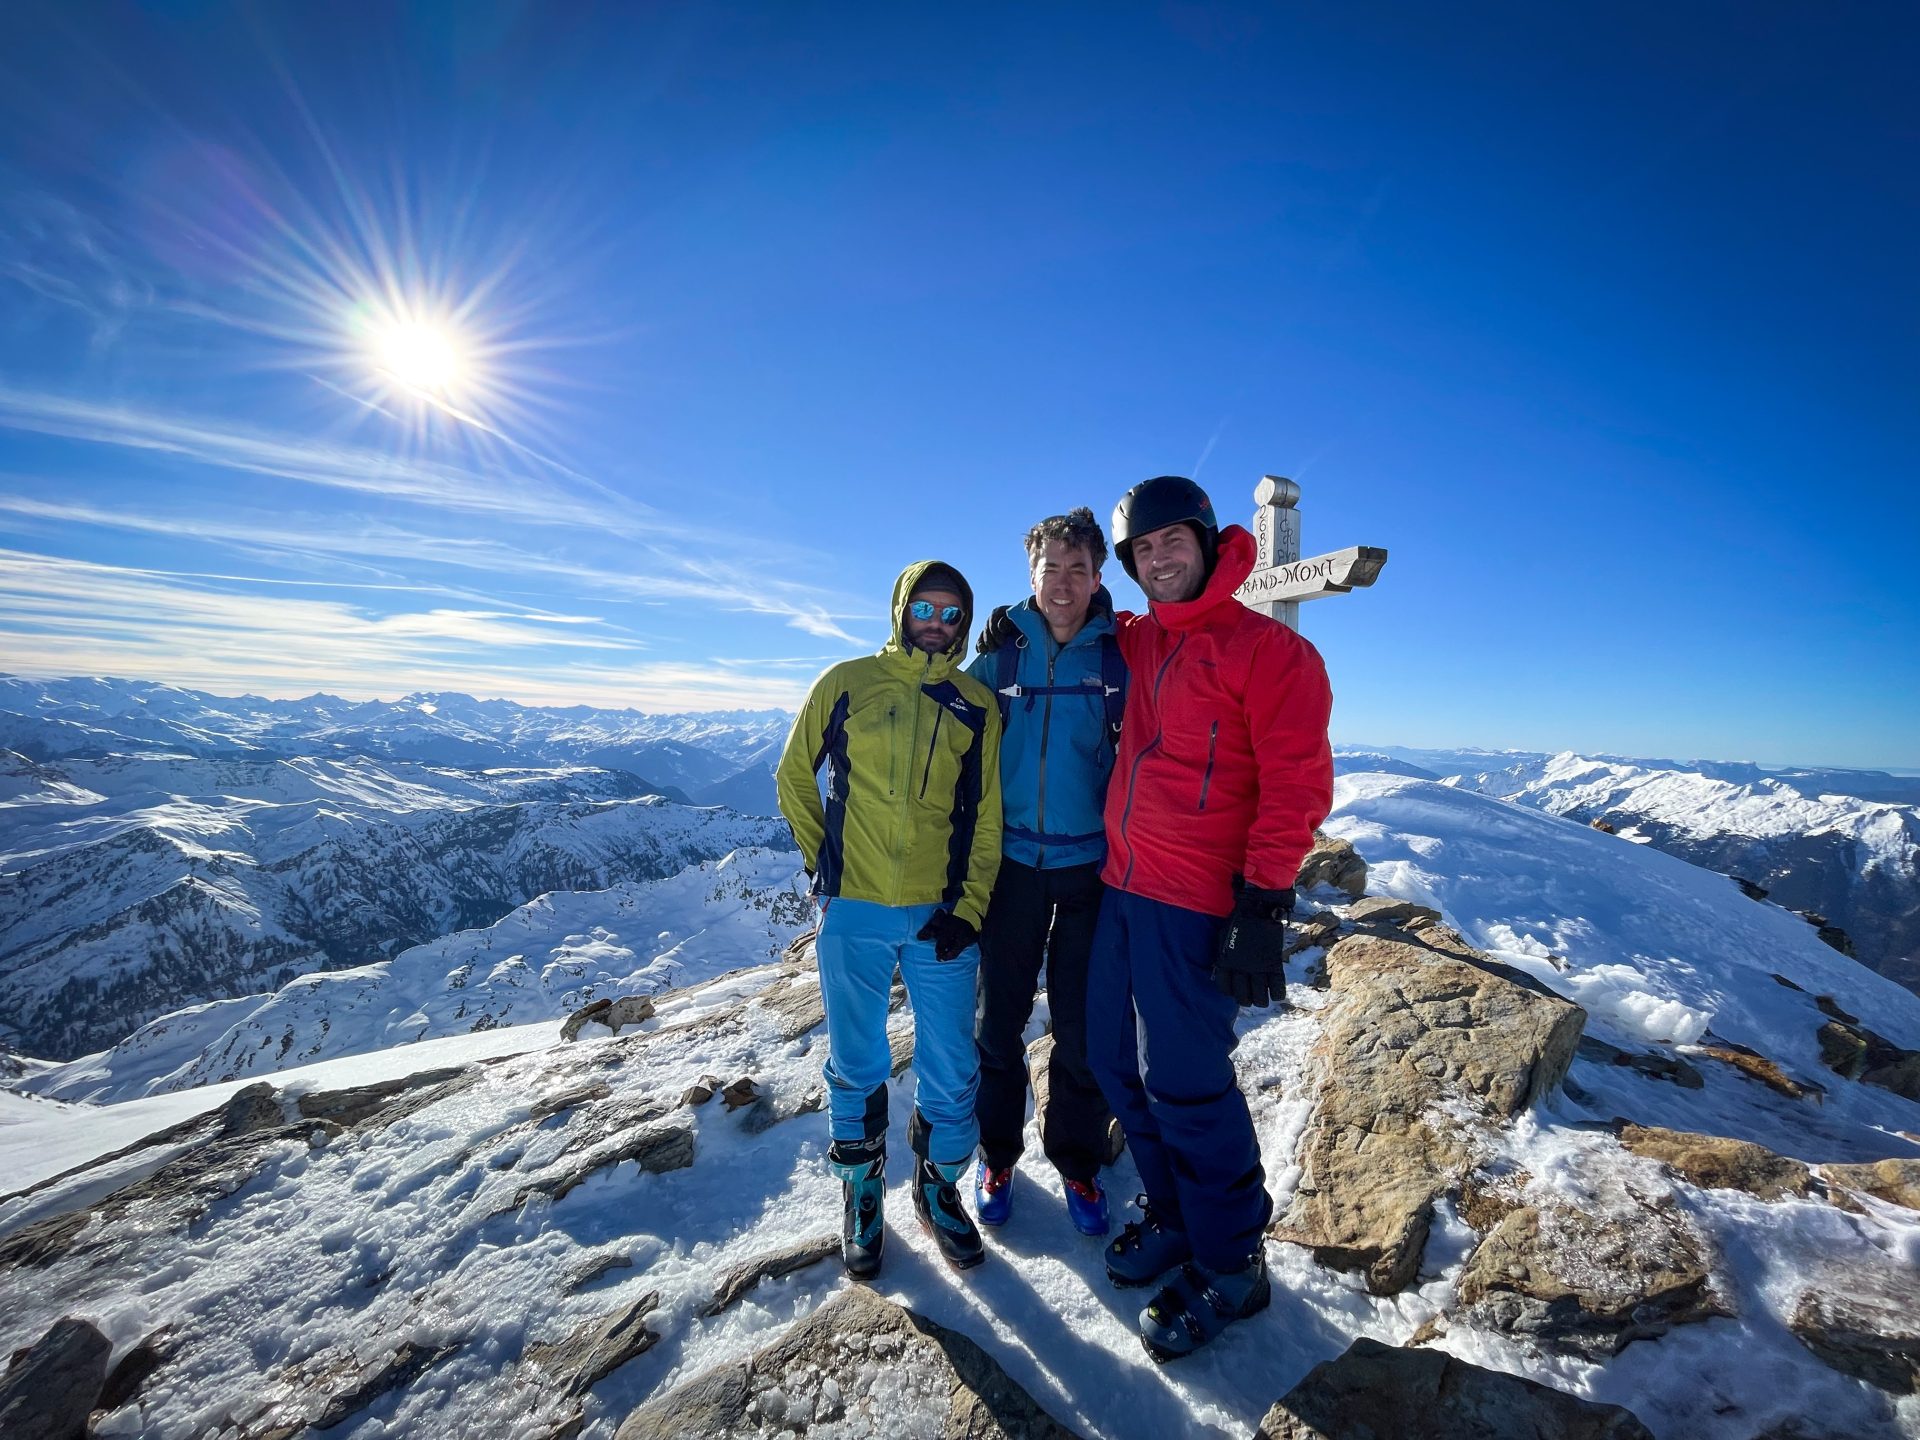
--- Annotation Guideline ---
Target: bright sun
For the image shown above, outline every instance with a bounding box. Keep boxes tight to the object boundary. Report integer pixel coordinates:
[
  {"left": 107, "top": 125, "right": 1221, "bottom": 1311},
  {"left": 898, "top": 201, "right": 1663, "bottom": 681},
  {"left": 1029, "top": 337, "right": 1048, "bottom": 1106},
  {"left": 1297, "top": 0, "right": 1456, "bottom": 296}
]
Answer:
[{"left": 371, "top": 318, "right": 465, "bottom": 394}]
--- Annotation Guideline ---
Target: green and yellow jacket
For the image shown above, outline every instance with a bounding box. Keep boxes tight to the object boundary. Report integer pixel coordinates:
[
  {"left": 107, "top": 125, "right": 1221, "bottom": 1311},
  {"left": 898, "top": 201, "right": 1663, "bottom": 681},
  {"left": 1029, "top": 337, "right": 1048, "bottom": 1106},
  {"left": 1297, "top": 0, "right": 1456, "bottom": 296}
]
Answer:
[{"left": 776, "top": 561, "right": 1003, "bottom": 928}]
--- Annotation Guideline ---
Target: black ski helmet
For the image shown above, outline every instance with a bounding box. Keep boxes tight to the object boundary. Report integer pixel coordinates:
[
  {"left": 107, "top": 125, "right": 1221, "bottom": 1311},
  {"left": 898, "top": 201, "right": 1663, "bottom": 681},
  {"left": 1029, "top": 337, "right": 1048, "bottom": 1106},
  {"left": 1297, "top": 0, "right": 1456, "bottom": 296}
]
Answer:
[{"left": 1111, "top": 475, "right": 1219, "bottom": 581}]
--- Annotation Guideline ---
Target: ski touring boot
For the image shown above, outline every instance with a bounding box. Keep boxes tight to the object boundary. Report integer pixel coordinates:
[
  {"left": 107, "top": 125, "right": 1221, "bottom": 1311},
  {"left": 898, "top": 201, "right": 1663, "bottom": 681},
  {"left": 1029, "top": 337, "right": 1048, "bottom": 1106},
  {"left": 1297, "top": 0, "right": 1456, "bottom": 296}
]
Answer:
[
  {"left": 1063, "top": 1175, "right": 1110, "bottom": 1236},
  {"left": 1139, "top": 1254, "right": 1272, "bottom": 1363},
  {"left": 974, "top": 1160, "right": 1015, "bottom": 1227},
  {"left": 828, "top": 1139, "right": 886, "bottom": 1281},
  {"left": 915, "top": 1157, "right": 986, "bottom": 1269},
  {"left": 1104, "top": 1194, "right": 1192, "bottom": 1287}
]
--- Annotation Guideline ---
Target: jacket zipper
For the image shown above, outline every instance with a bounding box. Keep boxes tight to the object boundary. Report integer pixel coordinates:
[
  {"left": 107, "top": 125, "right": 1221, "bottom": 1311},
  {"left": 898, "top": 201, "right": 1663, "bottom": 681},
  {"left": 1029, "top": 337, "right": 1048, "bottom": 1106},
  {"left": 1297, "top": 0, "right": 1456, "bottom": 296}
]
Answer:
[
  {"left": 1198, "top": 721, "right": 1218, "bottom": 811},
  {"left": 1035, "top": 641, "right": 1056, "bottom": 863},
  {"left": 919, "top": 707, "right": 944, "bottom": 798},
  {"left": 1117, "top": 635, "right": 1183, "bottom": 890}
]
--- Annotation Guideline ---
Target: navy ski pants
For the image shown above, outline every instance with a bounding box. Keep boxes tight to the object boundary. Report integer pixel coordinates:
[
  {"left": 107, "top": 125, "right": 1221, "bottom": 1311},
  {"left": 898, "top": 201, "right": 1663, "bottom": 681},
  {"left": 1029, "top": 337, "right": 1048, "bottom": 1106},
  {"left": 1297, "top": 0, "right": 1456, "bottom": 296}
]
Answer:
[{"left": 1085, "top": 886, "right": 1271, "bottom": 1272}]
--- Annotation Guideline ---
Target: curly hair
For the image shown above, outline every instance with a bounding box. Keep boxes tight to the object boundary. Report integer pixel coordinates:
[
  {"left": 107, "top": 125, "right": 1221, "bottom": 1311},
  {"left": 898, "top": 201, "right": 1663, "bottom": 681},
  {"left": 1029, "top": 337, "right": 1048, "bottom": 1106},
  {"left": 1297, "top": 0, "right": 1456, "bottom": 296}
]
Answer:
[{"left": 1023, "top": 506, "right": 1108, "bottom": 572}]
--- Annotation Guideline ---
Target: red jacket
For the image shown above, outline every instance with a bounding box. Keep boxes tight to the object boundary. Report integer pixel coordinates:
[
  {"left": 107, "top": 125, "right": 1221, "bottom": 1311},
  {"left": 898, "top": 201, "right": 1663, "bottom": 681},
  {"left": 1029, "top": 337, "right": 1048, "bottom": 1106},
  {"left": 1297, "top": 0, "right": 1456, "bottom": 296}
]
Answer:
[{"left": 1102, "top": 525, "right": 1334, "bottom": 917}]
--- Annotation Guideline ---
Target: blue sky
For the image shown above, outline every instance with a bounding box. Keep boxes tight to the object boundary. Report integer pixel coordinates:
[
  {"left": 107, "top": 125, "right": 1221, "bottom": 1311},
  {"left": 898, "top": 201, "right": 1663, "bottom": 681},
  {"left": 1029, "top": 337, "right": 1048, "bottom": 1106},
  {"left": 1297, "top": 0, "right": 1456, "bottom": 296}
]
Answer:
[{"left": 0, "top": 4, "right": 1913, "bottom": 767}]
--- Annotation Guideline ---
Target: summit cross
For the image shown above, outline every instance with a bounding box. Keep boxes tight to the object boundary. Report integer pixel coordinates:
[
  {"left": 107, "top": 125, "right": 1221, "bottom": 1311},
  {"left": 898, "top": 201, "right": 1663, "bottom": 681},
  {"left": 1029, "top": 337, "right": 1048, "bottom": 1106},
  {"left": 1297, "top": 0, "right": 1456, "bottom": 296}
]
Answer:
[{"left": 1233, "top": 474, "right": 1387, "bottom": 632}]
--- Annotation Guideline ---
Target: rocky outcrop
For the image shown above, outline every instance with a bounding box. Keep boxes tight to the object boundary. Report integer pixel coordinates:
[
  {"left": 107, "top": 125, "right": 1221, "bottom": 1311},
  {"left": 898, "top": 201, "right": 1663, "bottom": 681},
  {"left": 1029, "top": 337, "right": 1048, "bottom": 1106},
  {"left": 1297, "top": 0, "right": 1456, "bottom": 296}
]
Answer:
[
  {"left": 1816, "top": 1012, "right": 1920, "bottom": 1101},
  {"left": 1272, "top": 927, "right": 1585, "bottom": 1294},
  {"left": 1576, "top": 1035, "right": 1703, "bottom": 1089},
  {"left": 1696, "top": 1040, "right": 1819, "bottom": 1100},
  {"left": 613, "top": 1286, "right": 1083, "bottom": 1440},
  {"left": 1819, "top": 1157, "right": 1920, "bottom": 1211},
  {"left": 1253, "top": 1336, "right": 1655, "bottom": 1439},
  {"left": 0, "top": 1316, "right": 111, "bottom": 1440},
  {"left": 561, "top": 994, "right": 657, "bottom": 1042},
  {"left": 702, "top": 1234, "right": 840, "bottom": 1317},
  {"left": 1296, "top": 831, "right": 1368, "bottom": 899},
  {"left": 525, "top": 1293, "right": 661, "bottom": 1397},
  {"left": 1617, "top": 1123, "right": 1814, "bottom": 1201},
  {"left": 1455, "top": 1197, "right": 1728, "bottom": 1358},
  {"left": 1791, "top": 1287, "right": 1919, "bottom": 1394}
]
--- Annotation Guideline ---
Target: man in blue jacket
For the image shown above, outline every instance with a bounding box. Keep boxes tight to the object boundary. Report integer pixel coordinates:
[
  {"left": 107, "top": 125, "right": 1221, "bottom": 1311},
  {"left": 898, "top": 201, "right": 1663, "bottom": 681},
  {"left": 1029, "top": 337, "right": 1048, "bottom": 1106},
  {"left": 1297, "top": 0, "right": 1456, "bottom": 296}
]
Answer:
[{"left": 967, "top": 507, "right": 1128, "bottom": 1236}]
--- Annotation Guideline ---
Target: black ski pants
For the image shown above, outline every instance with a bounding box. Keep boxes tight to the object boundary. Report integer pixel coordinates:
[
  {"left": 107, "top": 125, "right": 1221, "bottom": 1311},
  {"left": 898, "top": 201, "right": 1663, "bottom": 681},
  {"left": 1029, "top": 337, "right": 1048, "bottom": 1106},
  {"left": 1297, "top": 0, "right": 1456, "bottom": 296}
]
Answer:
[{"left": 974, "top": 857, "right": 1111, "bottom": 1181}]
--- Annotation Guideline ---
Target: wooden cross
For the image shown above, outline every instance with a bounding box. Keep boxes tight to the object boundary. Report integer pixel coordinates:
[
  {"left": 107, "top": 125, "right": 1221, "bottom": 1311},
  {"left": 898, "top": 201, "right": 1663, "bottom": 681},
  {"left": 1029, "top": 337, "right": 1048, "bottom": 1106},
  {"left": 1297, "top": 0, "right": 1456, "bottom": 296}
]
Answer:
[{"left": 1234, "top": 475, "right": 1387, "bottom": 631}]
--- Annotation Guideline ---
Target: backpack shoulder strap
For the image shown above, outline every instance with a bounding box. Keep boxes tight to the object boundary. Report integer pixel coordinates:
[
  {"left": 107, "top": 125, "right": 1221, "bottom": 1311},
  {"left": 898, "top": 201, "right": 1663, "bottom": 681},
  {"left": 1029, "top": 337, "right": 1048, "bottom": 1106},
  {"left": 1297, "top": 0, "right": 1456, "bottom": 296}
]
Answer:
[
  {"left": 992, "top": 636, "right": 1022, "bottom": 724},
  {"left": 1098, "top": 633, "right": 1126, "bottom": 749}
]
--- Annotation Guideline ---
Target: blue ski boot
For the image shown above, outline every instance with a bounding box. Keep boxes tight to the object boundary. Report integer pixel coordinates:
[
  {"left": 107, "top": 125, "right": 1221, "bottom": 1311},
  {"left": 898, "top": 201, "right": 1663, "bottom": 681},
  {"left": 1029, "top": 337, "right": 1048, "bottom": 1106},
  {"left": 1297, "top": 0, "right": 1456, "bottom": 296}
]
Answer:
[
  {"left": 1139, "top": 1255, "right": 1272, "bottom": 1362},
  {"left": 1063, "top": 1176, "right": 1110, "bottom": 1236},
  {"left": 915, "top": 1158, "right": 985, "bottom": 1270},
  {"left": 827, "top": 1139, "right": 886, "bottom": 1281},
  {"left": 1104, "top": 1195, "right": 1192, "bottom": 1287},
  {"left": 975, "top": 1161, "right": 1015, "bottom": 1227}
]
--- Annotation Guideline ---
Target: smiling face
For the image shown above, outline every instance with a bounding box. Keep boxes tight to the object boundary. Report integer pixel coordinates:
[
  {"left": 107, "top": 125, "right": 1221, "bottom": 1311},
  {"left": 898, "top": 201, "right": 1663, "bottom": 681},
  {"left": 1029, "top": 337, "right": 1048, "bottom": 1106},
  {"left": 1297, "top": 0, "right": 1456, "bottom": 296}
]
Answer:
[
  {"left": 903, "top": 587, "right": 965, "bottom": 654},
  {"left": 1130, "top": 522, "right": 1206, "bottom": 604},
  {"left": 1029, "top": 537, "right": 1100, "bottom": 642}
]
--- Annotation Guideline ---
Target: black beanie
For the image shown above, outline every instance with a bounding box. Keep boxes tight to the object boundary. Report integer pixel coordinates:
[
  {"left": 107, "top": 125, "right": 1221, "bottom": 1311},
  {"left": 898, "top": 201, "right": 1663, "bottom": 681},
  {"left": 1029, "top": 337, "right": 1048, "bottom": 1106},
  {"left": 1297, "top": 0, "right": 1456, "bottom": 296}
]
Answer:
[{"left": 910, "top": 562, "right": 969, "bottom": 604}]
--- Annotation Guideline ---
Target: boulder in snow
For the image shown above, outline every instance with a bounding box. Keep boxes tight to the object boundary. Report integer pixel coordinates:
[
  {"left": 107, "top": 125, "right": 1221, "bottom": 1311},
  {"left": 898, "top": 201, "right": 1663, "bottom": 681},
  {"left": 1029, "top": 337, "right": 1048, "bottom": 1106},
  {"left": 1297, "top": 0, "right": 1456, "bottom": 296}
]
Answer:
[
  {"left": 1616, "top": 1122, "right": 1814, "bottom": 1201},
  {"left": 613, "top": 1286, "right": 1084, "bottom": 1440},
  {"left": 1254, "top": 1336, "right": 1655, "bottom": 1439},
  {"left": 0, "top": 1316, "right": 111, "bottom": 1440},
  {"left": 1272, "top": 930, "right": 1585, "bottom": 1294}
]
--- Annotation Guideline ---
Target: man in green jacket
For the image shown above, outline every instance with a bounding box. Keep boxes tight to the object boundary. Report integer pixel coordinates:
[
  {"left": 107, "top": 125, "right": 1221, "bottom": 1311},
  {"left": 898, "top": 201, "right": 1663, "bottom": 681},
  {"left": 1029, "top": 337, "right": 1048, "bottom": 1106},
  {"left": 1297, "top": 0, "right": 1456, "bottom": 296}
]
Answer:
[{"left": 776, "top": 559, "right": 1004, "bottom": 1277}]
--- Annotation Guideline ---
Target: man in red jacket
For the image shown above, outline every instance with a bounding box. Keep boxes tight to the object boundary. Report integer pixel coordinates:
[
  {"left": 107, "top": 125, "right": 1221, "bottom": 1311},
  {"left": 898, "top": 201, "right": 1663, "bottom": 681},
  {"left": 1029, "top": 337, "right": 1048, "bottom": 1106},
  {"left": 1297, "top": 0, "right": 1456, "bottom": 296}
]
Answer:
[{"left": 1087, "top": 475, "right": 1333, "bottom": 1362}]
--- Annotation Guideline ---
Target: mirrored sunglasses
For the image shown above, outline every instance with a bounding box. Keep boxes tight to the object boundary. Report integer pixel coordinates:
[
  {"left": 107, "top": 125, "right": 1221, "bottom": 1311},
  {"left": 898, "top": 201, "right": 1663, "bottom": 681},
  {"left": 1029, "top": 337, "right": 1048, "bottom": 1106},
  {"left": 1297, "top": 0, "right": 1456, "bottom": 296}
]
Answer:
[{"left": 908, "top": 600, "right": 963, "bottom": 624}]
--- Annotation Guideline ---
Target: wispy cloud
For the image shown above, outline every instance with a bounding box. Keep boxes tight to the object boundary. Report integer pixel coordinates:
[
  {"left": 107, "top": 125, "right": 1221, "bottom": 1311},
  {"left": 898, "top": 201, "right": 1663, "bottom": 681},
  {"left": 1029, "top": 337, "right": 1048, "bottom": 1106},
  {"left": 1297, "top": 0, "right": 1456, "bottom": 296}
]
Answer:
[
  {"left": 0, "top": 491, "right": 873, "bottom": 644},
  {"left": 0, "top": 546, "right": 812, "bottom": 711}
]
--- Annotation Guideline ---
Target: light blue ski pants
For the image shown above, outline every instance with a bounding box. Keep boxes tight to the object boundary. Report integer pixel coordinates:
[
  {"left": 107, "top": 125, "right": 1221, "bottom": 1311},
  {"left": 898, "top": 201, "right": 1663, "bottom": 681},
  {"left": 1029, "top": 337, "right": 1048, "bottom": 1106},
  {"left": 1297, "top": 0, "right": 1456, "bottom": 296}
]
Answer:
[{"left": 815, "top": 898, "right": 980, "bottom": 1165}]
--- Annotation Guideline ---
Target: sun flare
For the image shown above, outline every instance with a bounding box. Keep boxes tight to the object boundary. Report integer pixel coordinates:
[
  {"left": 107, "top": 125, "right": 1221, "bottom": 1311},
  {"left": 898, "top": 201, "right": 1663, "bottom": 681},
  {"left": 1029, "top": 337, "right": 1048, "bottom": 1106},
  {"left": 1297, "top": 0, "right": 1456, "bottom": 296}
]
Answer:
[{"left": 368, "top": 315, "right": 466, "bottom": 395}]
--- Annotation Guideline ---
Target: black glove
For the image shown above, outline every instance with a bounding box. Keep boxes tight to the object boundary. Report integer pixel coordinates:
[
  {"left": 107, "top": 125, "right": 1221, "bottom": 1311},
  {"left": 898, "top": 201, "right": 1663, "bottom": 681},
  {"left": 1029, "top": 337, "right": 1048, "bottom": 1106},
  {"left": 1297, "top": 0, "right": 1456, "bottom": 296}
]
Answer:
[
  {"left": 1212, "top": 884, "right": 1294, "bottom": 1007},
  {"left": 916, "top": 909, "right": 979, "bottom": 962},
  {"left": 973, "top": 604, "right": 1017, "bottom": 656}
]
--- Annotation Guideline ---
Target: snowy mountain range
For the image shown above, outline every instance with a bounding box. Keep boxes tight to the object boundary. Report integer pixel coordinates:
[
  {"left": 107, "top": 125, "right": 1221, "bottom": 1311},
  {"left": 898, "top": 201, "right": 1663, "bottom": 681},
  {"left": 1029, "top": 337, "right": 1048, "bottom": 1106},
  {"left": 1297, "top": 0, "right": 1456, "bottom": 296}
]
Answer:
[
  {"left": 0, "top": 674, "right": 793, "bottom": 810},
  {"left": 1339, "top": 745, "right": 1920, "bottom": 996},
  {"left": 0, "top": 746, "right": 793, "bottom": 1061},
  {"left": 3, "top": 772, "right": 1915, "bottom": 1439}
]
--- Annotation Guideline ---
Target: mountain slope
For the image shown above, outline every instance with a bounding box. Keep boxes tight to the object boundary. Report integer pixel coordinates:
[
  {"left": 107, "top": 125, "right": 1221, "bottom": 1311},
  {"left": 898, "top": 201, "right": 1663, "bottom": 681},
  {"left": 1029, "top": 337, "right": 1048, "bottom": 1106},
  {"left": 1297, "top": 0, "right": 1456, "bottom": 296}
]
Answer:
[
  {"left": 1, "top": 750, "right": 791, "bottom": 1060},
  {"left": 1, "top": 771, "right": 1914, "bottom": 1439}
]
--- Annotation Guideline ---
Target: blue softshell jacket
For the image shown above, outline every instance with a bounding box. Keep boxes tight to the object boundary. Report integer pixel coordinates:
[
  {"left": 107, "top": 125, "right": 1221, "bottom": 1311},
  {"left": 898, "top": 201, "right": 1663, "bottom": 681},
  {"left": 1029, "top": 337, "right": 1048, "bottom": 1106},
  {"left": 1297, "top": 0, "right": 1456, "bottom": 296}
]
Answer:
[{"left": 965, "top": 591, "right": 1126, "bottom": 870}]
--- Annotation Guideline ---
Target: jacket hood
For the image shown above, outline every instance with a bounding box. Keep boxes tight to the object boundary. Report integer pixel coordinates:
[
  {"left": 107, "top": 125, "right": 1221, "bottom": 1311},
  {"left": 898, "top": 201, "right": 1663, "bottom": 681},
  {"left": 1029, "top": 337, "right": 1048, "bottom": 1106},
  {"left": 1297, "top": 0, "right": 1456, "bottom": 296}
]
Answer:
[
  {"left": 1008, "top": 584, "right": 1117, "bottom": 647},
  {"left": 1146, "top": 525, "right": 1256, "bottom": 631},
  {"left": 888, "top": 559, "right": 975, "bottom": 660}
]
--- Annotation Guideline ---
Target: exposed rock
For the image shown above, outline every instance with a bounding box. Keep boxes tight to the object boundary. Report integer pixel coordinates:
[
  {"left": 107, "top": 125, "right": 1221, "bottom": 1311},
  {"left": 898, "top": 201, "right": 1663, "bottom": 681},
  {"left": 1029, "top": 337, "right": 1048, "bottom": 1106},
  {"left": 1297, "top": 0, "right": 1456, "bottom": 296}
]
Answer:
[
  {"left": 1617, "top": 1123, "right": 1814, "bottom": 1200},
  {"left": 701, "top": 1234, "right": 840, "bottom": 1317},
  {"left": 526, "top": 1293, "right": 660, "bottom": 1397},
  {"left": 720, "top": 1076, "right": 761, "bottom": 1111},
  {"left": 889, "top": 1021, "right": 916, "bottom": 1078},
  {"left": 220, "top": 1081, "right": 286, "bottom": 1137},
  {"left": 1697, "top": 1041, "right": 1819, "bottom": 1100},
  {"left": 752, "top": 970, "right": 827, "bottom": 1041},
  {"left": 1253, "top": 1336, "right": 1655, "bottom": 1439},
  {"left": 97, "top": 1326, "right": 176, "bottom": 1413},
  {"left": 1576, "top": 1035, "right": 1704, "bottom": 1089},
  {"left": 561, "top": 995, "right": 656, "bottom": 1042},
  {"left": 1734, "top": 875, "right": 1769, "bottom": 900},
  {"left": 1028, "top": 1032, "right": 1125, "bottom": 1167},
  {"left": 1272, "top": 932, "right": 1585, "bottom": 1294},
  {"left": 615, "top": 1286, "right": 1083, "bottom": 1440},
  {"left": 1456, "top": 1198, "right": 1727, "bottom": 1358},
  {"left": 1344, "top": 895, "right": 1442, "bottom": 930},
  {"left": 1285, "top": 908, "right": 1341, "bottom": 957},
  {"left": 1297, "top": 831, "right": 1367, "bottom": 899},
  {"left": 565, "top": 1250, "right": 634, "bottom": 1291},
  {"left": 309, "top": 1339, "right": 459, "bottom": 1430},
  {"left": 1815, "top": 1016, "right": 1920, "bottom": 1101},
  {"left": 509, "top": 1119, "right": 693, "bottom": 1208},
  {"left": 680, "top": 1074, "right": 724, "bottom": 1106},
  {"left": 1819, "top": 1157, "right": 1920, "bottom": 1211},
  {"left": 1791, "top": 1288, "right": 1919, "bottom": 1394},
  {"left": 294, "top": 1066, "right": 474, "bottom": 1127},
  {"left": 0, "top": 1316, "right": 111, "bottom": 1440},
  {"left": 530, "top": 1080, "right": 613, "bottom": 1121}
]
